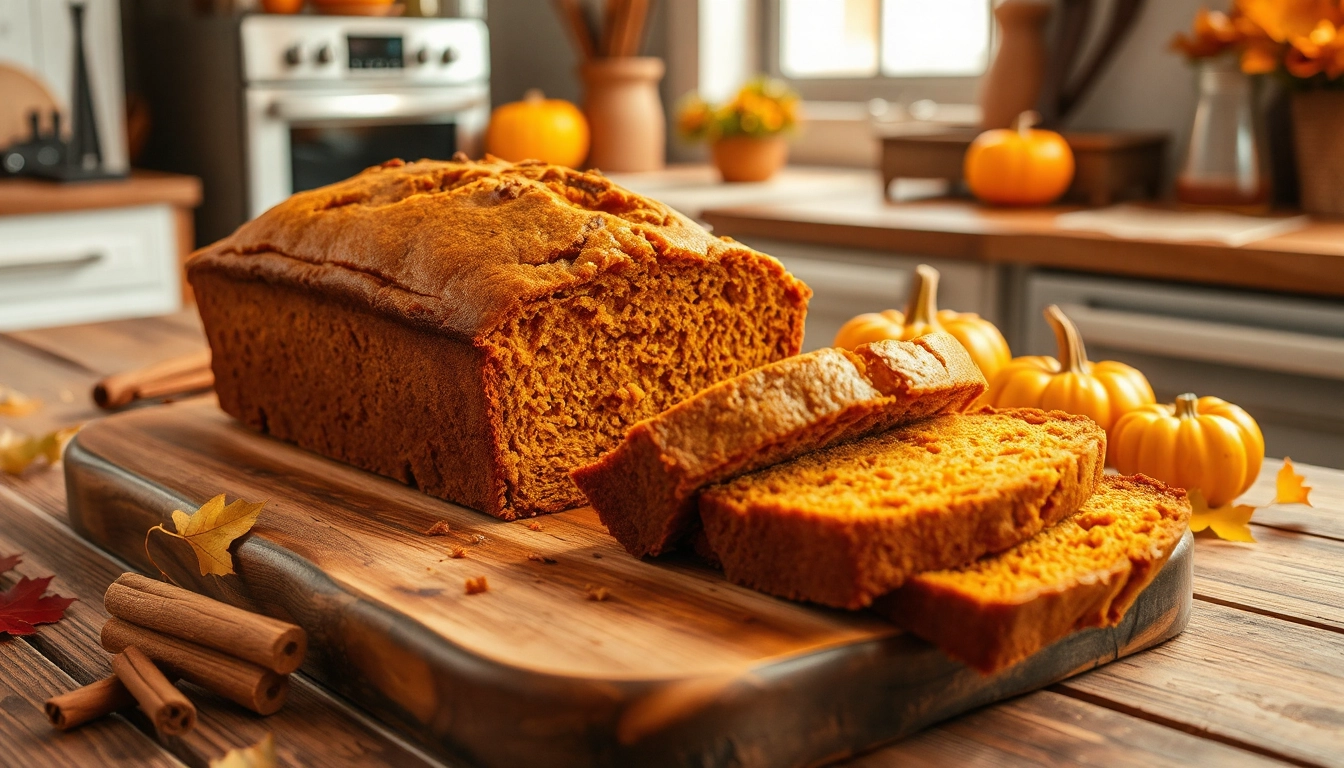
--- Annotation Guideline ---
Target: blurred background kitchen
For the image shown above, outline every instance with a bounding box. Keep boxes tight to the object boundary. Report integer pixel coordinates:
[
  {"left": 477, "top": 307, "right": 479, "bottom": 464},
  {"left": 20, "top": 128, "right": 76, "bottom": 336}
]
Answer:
[{"left": 1, "top": 0, "right": 1341, "bottom": 468}]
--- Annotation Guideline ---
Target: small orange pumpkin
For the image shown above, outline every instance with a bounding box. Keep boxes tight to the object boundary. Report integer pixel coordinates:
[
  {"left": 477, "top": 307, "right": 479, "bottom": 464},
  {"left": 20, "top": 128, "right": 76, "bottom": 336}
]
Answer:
[
  {"left": 986, "top": 305, "right": 1155, "bottom": 432},
  {"left": 833, "top": 264, "right": 1011, "bottom": 382},
  {"left": 964, "top": 111, "right": 1075, "bottom": 206},
  {"left": 486, "top": 89, "right": 590, "bottom": 168},
  {"left": 1109, "top": 393, "right": 1265, "bottom": 508}
]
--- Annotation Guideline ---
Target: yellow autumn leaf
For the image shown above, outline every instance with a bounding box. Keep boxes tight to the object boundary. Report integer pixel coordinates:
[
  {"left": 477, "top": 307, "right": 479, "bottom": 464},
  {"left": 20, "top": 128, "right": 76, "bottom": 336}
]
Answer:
[
  {"left": 1272, "top": 457, "right": 1313, "bottom": 506},
  {"left": 0, "top": 426, "right": 80, "bottom": 475},
  {"left": 152, "top": 494, "right": 267, "bottom": 577},
  {"left": 0, "top": 386, "right": 40, "bottom": 417},
  {"left": 1189, "top": 489, "right": 1256, "bottom": 543},
  {"left": 210, "top": 733, "right": 277, "bottom": 768}
]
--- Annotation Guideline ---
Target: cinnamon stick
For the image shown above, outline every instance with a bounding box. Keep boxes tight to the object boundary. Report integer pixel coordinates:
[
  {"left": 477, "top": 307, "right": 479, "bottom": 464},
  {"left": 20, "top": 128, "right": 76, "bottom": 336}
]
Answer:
[
  {"left": 104, "top": 573, "right": 307, "bottom": 675},
  {"left": 110, "top": 647, "right": 196, "bottom": 736},
  {"left": 101, "top": 618, "right": 289, "bottom": 716},
  {"left": 94, "top": 349, "right": 213, "bottom": 409},
  {"left": 554, "top": 0, "right": 596, "bottom": 62},
  {"left": 45, "top": 676, "right": 135, "bottom": 731}
]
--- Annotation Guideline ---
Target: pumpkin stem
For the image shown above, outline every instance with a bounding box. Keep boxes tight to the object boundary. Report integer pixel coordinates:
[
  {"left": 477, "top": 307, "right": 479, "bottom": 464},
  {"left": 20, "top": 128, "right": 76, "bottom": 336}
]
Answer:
[
  {"left": 1015, "top": 110, "right": 1040, "bottom": 137},
  {"left": 524, "top": 88, "right": 545, "bottom": 103},
  {"left": 1175, "top": 393, "right": 1200, "bottom": 419},
  {"left": 1044, "top": 304, "right": 1089, "bottom": 373},
  {"left": 903, "top": 265, "right": 944, "bottom": 331}
]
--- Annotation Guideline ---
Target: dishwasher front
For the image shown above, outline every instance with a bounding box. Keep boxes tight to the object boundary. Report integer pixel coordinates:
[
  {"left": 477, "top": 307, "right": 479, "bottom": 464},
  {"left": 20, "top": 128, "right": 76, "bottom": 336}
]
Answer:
[{"left": 1023, "top": 270, "right": 1344, "bottom": 469}]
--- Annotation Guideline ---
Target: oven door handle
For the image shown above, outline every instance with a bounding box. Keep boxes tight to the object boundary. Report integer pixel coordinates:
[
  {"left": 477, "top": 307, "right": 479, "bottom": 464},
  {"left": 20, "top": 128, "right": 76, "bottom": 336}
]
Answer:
[
  {"left": 1058, "top": 303, "right": 1344, "bottom": 381},
  {"left": 267, "top": 92, "right": 487, "bottom": 122}
]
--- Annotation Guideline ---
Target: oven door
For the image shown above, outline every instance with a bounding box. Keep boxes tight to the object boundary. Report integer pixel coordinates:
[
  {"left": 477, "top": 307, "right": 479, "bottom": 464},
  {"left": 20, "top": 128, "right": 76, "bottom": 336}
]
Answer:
[{"left": 244, "top": 84, "right": 489, "bottom": 217}]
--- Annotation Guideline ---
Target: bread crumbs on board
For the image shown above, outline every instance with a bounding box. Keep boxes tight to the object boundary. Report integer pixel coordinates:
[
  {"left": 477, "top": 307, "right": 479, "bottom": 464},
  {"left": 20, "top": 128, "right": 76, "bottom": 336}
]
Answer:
[
  {"left": 526, "top": 521, "right": 543, "bottom": 531},
  {"left": 527, "top": 552, "right": 558, "bottom": 565},
  {"left": 450, "top": 547, "right": 467, "bottom": 559},
  {"left": 585, "top": 584, "right": 610, "bottom": 602},
  {"left": 423, "top": 520, "right": 452, "bottom": 536},
  {"left": 465, "top": 576, "right": 489, "bottom": 595}
]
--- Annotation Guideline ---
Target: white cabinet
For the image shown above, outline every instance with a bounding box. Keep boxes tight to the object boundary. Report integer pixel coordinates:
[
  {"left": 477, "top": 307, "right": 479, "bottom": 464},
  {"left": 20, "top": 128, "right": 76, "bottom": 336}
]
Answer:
[
  {"left": 1023, "top": 270, "right": 1344, "bottom": 469},
  {"left": 736, "top": 237, "right": 1002, "bottom": 352},
  {"left": 0, "top": 205, "right": 181, "bottom": 331}
]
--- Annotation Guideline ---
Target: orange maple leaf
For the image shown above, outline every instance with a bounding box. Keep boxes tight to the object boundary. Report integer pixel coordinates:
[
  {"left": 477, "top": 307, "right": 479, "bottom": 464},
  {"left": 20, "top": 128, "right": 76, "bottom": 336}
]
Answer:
[
  {"left": 1188, "top": 489, "right": 1257, "bottom": 543},
  {"left": 1272, "top": 457, "right": 1313, "bottom": 506},
  {"left": 147, "top": 494, "right": 267, "bottom": 577},
  {"left": 0, "top": 386, "right": 40, "bottom": 417},
  {"left": 210, "top": 733, "right": 276, "bottom": 768}
]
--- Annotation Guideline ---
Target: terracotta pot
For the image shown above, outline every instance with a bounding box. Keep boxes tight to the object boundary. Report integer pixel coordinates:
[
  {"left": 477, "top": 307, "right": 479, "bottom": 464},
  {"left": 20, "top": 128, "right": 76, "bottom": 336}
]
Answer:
[
  {"left": 711, "top": 136, "right": 788, "bottom": 183},
  {"left": 978, "top": 0, "right": 1051, "bottom": 130},
  {"left": 580, "top": 57, "right": 665, "bottom": 173},
  {"left": 1291, "top": 90, "right": 1344, "bottom": 216}
]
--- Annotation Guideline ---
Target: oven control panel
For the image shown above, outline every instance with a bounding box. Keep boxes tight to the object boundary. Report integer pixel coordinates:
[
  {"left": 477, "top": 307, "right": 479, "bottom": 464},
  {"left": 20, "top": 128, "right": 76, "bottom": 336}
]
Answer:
[{"left": 241, "top": 15, "right": 488, "bottom": 84}]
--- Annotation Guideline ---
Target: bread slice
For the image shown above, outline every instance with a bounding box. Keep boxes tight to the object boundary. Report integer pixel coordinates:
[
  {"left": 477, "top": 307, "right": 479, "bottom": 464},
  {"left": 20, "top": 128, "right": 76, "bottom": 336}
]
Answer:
[
  {"left": 873, "top": 474, "right": 1190, "bottom": 673},
  {"left": 571, "top": 333, "right": 986, "bottom": 557},
  {"left": 698, "top": 408, "right": 1106, "bottom": 609}
]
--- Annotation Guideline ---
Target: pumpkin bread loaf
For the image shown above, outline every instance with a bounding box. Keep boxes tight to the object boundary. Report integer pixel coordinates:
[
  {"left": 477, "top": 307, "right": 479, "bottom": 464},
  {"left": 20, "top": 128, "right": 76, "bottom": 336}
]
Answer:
[
  {"left": 571, "top": 332, "right": 986, "bottom": 557},
  {"left": 188, "top": 156, "right": 810, "bottom": 519},
  {"left": 698, "top": 409, "right": 1106, "bottom": 609},
  {"left": 873, "top": 474, "right": 1190, "bottom": 673}
]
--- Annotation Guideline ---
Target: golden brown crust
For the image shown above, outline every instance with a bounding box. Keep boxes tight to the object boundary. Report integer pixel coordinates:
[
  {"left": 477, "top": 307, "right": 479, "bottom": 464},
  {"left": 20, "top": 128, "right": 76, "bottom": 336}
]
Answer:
[
  {"left": 571, "top": 333, "right": 987, "bottom": 558},
  {"left": 698, "top": 409, "right": 1106, "bottom": 609},
  {"left": 187, "top": 157, "right": 806, "bottom": 340},
  {"left": 873, "top": 474, "right": 1190, "bottom": 673},
  {"left": 189, "top": 157, "right": 810, "bottom": 519}
]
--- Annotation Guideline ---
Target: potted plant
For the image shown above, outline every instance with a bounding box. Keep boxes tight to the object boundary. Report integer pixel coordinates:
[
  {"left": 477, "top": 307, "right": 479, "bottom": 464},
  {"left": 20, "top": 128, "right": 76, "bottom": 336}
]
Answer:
[
  {"left": 1172, "top": 1, "right": 1344, "bottom": 215},
  {"left": 677, "top": 78, "right": 800, "bottom": 183}
]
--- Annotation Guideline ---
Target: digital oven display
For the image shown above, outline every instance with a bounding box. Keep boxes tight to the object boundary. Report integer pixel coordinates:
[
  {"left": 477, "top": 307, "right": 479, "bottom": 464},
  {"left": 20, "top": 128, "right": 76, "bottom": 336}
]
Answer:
[{"left": 347, "top": 36, "right": 404, "bottom": 70}]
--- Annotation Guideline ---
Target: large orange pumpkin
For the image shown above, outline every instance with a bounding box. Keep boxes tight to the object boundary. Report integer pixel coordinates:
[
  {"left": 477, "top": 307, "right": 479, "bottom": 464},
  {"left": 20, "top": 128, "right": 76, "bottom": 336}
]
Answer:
[
  {"left": 1109, "top": 393, "right": 1264, "bottom": 508},
  {"left": 833, "top": 264, "right": 1011, "bottom": 382},
  {"left": 986, "top": 305, "right": 1155, "bottom": 432},
  {"left": 964, "top": 111, "right": 1074, "bottom": 206},
  {"left": 486, "top": 89, "right": 590, "bottom": 168}
]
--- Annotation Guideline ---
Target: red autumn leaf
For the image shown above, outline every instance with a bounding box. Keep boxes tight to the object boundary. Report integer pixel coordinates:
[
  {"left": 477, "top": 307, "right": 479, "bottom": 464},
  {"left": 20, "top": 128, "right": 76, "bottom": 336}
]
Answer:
[
  {"left": 0, "top": 553, "right": 20, "bottom": 575},
  {"left": 0, "top": 575, "right": 76, "bottom": 636}
]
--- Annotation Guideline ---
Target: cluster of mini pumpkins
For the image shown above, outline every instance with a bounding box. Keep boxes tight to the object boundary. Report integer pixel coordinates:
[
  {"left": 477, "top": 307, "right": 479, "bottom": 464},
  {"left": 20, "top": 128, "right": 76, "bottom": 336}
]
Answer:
[{"left": 834, "top": 265, "right": 1264, "bottom": 508}]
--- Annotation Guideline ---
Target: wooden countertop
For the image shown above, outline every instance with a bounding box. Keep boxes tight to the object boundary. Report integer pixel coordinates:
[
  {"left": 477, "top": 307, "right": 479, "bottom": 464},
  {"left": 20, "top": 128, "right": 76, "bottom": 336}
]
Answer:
[
  {"left": 0, "top": 170, "right": 202, "bottom": 216},
  {"left": 702, "top": 193, "right": 1344, "bottom": 299},
  {"left": 2, "top": 313, "right": 1343, "bottom": 766}
]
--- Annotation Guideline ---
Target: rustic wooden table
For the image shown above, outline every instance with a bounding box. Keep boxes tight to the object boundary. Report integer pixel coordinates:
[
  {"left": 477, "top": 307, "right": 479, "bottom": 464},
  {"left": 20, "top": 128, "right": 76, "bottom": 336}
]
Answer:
[{"left": 1, "top": 312, "right": 1341, "bottom": 767}]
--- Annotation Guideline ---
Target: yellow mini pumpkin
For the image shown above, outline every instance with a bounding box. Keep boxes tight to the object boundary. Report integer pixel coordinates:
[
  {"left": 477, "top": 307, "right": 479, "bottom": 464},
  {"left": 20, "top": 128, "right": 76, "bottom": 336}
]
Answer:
[
  {"left": 833, "top": 264, "right": 1011, "bottom": 382},
  {"left": 1109, "top": 393, "right": 1264, "bottom": 508},
  {"left": 486, "top": 89, "right": 590, "bottom": 168},
  {"left": 986, "top": 305, "right": 1154, "bottom": 432}
]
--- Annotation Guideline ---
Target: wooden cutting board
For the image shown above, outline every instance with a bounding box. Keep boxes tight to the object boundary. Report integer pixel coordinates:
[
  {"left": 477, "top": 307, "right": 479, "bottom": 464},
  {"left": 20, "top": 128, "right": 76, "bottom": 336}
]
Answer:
[{"left": 64, "top": 398, "right": 1192, "bottom": 768}]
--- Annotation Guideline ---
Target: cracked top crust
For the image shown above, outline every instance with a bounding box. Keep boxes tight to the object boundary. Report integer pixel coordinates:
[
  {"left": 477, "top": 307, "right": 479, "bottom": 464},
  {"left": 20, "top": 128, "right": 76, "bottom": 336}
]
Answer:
[{"left": 187, "top": 155, "right": 808, "bottom": 341}]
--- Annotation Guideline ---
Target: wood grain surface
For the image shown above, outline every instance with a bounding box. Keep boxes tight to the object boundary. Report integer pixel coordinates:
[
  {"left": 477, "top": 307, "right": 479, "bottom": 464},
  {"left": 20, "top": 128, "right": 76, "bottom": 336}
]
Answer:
[
  {"left": 701, "top": 197, "right": 1344, "bottom": 299},
  {"left": 63, "top": 398, "right": 1193, "bottom": 768}
]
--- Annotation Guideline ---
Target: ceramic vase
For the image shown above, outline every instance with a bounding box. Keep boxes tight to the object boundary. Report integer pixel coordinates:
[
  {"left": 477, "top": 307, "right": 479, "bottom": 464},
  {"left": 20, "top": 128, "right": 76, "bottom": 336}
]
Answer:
[{"left": 580, "top": 57, "right": 665, "bottom": 173}]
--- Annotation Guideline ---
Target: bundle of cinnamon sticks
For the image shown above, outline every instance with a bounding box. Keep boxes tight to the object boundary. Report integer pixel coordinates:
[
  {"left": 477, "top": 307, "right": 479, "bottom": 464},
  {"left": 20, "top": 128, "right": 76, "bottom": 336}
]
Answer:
[
  {"left": 45, "top": 573, "right": 307, "bottom": 732},
  {"left": 93, "top": 349, "right": 214, "bottom": 410}
]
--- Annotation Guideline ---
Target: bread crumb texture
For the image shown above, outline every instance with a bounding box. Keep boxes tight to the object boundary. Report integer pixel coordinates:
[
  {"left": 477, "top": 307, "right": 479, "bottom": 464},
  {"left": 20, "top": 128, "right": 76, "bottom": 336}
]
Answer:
[
  {"left": 876, "top": 473, "right": 1190, "bottom": 672},
  {"left": 188, "top": 157, "right": 810, "bottom": 519},
  {"left": 699, "top": 408, "right": 1105, "bottom": 608}
]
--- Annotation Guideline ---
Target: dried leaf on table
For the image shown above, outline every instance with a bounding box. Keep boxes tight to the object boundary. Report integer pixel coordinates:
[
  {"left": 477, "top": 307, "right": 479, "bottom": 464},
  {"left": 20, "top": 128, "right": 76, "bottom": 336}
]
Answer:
[
  {"left": 0, "top": 386, "right": 40, "bottom": 416},
  {"left": 147, "top": 494, "right": 267, "bottom": 577},
  {"left": 1272, "top": 457, "right": 1313, "bottom": 506},
  {"left": 0, "top": 575, "right": 76, "bottom": 636},
  {"left": 0, "top": 552, "right": 20, "bottom": 575},
  {"left": 1189, "top": 489, "right": 1257, "bottom": 543},
  {"left": 0, "top": 426, "right": 80, "bottom": 475},
  {"left": 210, "top": 733, "right": 277, "bottom": 768}
]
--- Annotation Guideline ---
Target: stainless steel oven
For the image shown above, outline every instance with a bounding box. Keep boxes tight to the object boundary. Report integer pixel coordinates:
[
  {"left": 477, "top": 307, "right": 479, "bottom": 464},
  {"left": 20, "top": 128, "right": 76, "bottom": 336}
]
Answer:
[{"left": 134, "top": 11, "right": 489, "bottom": 244}]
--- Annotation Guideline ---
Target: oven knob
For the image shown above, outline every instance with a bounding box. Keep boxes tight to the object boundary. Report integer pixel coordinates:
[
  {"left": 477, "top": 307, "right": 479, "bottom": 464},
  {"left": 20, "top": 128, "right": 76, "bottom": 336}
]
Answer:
[
  {"left": 440, "top": 47, "right": 458, "bottom": 65},
  {"left": 316, "top": 45, "right": 333, "bottom": 65},
  {"left": 284, "top": 44, "right": 302, "bottom": 67},
  {"left": 416, "top": 47, "right": 430, "bottom": 64}
]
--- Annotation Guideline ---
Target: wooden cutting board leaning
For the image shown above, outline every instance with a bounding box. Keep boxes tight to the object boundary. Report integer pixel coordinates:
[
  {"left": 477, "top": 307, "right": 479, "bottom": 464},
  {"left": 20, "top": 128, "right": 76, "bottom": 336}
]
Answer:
[{"left": 64, "top": 397, "right": 1193, "bottom": 768}]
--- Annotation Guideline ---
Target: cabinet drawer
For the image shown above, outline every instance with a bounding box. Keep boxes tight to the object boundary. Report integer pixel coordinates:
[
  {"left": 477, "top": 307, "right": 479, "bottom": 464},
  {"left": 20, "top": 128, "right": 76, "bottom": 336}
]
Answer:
[{"left": 0, "top": 206, "right": 181, "bottom": 331}]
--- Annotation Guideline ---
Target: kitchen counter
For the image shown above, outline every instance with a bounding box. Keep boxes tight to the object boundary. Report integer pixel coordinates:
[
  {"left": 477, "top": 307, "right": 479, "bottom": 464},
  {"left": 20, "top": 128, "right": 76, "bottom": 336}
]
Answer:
[
  {"left": 0, "top": 312, "right": 1342, "bottom": 765},
  {"left": 702, "top": 192, "right": 1344, "bottom": 299}
]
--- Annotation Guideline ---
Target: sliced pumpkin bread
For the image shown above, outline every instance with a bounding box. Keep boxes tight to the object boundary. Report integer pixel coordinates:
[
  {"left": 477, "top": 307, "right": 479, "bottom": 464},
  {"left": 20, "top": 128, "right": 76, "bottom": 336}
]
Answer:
[
  {"left": 698, "top": 408, "right": 1106, "bottom": 609},
  {"left": 873, "top": 473, "right": 1190, "bottom": 673},
  {"left": 571, "top": 332, "right": 986, "bottom": 557}
]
